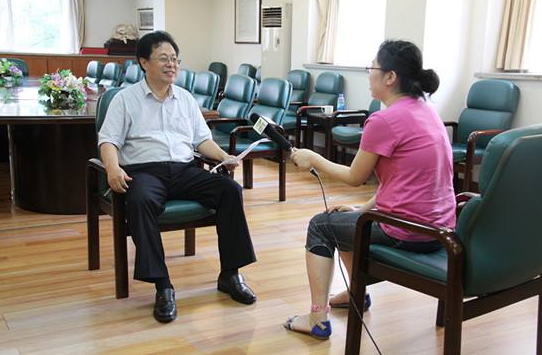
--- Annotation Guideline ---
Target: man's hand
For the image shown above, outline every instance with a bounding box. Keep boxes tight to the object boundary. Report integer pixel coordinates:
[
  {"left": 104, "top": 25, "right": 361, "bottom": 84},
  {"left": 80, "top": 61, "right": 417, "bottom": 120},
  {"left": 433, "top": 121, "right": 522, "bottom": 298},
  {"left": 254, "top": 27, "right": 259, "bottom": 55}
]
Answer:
[
  {"left": 106, "top": 166, "right": 133, "bottom": 193},
  {"left": 222, "top": 154, "right": 239, "bottom": 171}
]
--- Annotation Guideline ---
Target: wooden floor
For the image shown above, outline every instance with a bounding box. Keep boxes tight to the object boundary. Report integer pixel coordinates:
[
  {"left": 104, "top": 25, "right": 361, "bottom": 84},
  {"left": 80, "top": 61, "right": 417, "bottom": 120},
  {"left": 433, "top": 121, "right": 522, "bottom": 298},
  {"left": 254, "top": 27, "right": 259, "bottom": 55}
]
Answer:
[{"left": 0, "top": 161, "right": 537, "bottom": 355}]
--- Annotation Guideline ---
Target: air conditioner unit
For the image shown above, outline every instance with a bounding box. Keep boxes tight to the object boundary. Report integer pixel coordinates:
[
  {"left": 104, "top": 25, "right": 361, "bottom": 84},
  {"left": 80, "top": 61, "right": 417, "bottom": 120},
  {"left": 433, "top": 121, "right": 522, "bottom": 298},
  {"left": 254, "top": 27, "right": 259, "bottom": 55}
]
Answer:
[{"left": 261, "top": 4, "right": 292, "bottom": 79}]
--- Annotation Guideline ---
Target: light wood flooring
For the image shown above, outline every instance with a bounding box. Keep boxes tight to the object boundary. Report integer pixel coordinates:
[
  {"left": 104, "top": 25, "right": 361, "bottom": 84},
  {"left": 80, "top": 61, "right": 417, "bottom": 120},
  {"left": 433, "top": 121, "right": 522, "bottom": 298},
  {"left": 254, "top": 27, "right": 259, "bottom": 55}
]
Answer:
[{"left": 0, "top": 161, "right": 538, "bottom": 354}]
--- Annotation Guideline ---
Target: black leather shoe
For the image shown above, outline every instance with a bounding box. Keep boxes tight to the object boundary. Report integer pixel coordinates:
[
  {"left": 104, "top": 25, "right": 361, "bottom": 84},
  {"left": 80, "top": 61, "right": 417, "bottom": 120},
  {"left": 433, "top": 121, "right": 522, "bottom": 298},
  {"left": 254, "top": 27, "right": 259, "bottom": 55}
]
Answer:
[
  {"left": 217, "top": 273, "right": 257, "bottom": 305},
  {"left": 153, "top": 288, "right": 177, "bottom": 323}
]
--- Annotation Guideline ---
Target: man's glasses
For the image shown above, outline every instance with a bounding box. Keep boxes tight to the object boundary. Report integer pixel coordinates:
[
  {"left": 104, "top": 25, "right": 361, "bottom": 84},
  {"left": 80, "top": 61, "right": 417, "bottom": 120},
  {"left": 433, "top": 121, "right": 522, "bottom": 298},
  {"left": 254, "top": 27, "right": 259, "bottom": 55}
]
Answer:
[{"left": 152, "top": 57, "right": 181, "bottom": 65}]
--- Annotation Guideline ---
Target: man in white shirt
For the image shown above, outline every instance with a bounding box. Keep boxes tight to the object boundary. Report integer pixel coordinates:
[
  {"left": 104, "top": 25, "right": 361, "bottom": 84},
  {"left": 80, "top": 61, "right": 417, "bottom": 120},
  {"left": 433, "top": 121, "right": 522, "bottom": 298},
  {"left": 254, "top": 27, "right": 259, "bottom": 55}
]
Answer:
[{"left": 99, "top": 31, "right": 256, "bottom": 323}]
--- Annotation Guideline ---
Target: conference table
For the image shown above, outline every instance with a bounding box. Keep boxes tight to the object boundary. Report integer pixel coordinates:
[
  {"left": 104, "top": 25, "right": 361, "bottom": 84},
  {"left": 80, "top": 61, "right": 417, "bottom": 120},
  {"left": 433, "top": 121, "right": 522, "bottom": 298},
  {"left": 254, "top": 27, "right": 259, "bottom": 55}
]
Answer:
[{"left": 0, "top": 82, "right": 219, "bottom": 214}]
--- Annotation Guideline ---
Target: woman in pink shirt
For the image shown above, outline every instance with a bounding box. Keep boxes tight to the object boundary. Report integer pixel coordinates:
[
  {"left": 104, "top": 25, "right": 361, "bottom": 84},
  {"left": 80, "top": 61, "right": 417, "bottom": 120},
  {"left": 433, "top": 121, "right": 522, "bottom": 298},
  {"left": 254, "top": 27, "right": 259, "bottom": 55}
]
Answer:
[{"left": 284, "top": 40, "right": 455, "bottom": 340}]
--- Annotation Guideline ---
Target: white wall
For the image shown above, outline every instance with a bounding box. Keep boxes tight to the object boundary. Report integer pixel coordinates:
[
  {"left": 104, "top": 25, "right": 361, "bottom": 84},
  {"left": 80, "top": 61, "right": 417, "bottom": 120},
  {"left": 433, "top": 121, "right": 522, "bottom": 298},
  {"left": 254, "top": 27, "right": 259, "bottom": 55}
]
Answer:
[
  {"left": 84, "top": 0, "right": 137, "bottom": 47},
  {"left": 164, "top": 0, "right": 214, "bottom": 72}
]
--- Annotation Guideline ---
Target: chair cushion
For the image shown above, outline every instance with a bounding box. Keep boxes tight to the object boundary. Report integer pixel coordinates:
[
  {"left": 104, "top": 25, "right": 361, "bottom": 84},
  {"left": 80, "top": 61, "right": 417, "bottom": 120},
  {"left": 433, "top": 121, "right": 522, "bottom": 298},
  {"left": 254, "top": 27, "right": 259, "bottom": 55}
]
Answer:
[
  {"left": 281, "top": 112, "right": 306, "bottom": 131},
  {"left": 257, "top": 78, "right": 291, "bottom": 111},
  {"left": 158, "top": 200, "right": 215, "bottom": 225},
  {"left": 457, "top": 109, "right": 513, "bottom": 146},
  {"left": 370, "top": 245, "right": 448, "bottom": 283},
  {"left": 223, "top": 74, "right": 255, "bottom": 103},
  {"left": 451, "top": 143, "right": 485, "bottom": 163},
  {"left": 332, "top": 126, "right": 362, "bottom": 145}
]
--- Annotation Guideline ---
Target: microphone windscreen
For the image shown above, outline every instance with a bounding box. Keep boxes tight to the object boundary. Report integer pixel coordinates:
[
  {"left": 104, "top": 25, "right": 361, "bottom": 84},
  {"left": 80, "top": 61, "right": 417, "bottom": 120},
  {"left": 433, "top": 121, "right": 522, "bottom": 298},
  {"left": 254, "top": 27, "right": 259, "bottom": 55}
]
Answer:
[{"left": 250, "top": 113, "right": 292, "bottom": 151}]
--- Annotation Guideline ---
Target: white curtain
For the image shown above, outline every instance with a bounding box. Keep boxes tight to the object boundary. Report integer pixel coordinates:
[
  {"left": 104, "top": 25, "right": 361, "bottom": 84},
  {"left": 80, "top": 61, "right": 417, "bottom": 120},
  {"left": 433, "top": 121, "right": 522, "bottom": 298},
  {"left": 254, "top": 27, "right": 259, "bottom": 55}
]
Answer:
[
  {"left": 61, "top": 0, "right": 85, "bottom": 53},
  {"left": 0, "top": 0, "right": 14, "bottom": 50},
  {"left": 496, "top": 0, "right": 535, "bottom": 71},
  {"left": 316, "top": 0, "right": 340, "bottom": 64}
]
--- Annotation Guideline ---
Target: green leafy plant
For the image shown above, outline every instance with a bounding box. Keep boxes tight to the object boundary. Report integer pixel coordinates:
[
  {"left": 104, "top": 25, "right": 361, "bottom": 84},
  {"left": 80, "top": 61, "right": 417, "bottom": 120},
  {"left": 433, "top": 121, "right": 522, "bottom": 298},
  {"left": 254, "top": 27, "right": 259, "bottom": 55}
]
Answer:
[{"left": 0, "top": 58, "right": 24, "bottom": 87}]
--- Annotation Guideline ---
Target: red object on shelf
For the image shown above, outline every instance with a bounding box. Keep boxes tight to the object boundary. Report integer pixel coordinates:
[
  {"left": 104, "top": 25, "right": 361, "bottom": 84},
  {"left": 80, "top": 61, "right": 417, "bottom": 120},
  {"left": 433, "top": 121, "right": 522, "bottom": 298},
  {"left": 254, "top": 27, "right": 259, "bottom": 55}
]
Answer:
[{"left": 80, "top": 47, "right": 109, "bottom": 55}]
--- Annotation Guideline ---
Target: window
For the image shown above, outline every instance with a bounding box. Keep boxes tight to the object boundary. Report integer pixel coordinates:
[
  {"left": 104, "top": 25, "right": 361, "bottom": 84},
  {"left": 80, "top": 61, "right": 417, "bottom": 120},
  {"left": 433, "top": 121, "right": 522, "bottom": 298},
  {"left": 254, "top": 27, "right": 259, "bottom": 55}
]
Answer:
[
  {"left": 525, "top": 1, "right": 542, "bottom": 72},
  {"left": 333, "top": 0, "right": 386, "bottom": 67},
  {"left": 0, "top": 0, "right": 80, "bottom": 54}
]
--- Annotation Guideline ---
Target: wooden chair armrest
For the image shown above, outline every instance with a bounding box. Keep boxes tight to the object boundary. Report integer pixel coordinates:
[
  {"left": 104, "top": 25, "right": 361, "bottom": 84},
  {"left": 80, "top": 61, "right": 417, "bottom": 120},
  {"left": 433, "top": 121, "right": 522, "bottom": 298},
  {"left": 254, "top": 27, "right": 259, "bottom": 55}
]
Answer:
[
  {"left": 332, "top": 110, "right": 369, "bottom": 126},
  {"left": 455, "top": 191, "right": 480, "bottom": 216},
  {"left": 466, "top": 129, "right": 504, "bottom": 163},
  {"left": 444, "top": 121, "right": 458, "bottom": 142},
  {"left": 206, "top": 117, "right": 249, "bottom": 128},
  {"left": 289, "top": 101, "right": 306, "bottom": 106},
  {"left": 297, "top": 105, "right": 326, "bottom": 116},
  {"left": 88, "top": 158, "right": 106, "bottom": 173}
]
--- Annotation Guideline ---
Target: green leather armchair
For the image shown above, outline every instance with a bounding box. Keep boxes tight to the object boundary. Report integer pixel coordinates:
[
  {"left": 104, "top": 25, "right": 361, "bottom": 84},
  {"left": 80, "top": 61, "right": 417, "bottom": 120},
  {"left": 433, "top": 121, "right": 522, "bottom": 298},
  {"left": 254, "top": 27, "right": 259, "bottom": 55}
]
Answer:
[
  {"left": 331, "top": 99, "right": 381, "bottom": 163},
  {"left": 208, "top": 61, "right": 227, "bottom": 92},
  {"left": 237, "top": 63, "right": 257, "bottom": 78},
  {"left": 99, "top": 62, "right": 123, "bottom": 88},
  {"left": 294, "top": 72, "right": 344, "bottom": 149},
  {"left": 282, "top": 69, "right": 311, "bottom": 132},
  {"left": 87, "top": 88, "right": 228, "bottom": 299},
  {"left": 345, "top": 124, "right": 542, "bottom": 355},
  {"left": 120, "top": 64, "right": 143, "bottom": 87},
  {"left": 254, "top": 65, "right": 262, "bottom": 97},
  {"left": 7, "top": 58, "right": 29, "bottom": 77},
  {"left": 85, "top": 60, "right": 104, "bottom": 85},
  {"left": 175, "top": 69, "right": 196, "bottom": 92},
  {"left": 208, "top": 77, "right": 292, "bottom": 201},
  {"left": 192, "top": 71, "right": 220, "bottom": 110},
  {"left": 446, "top": 79, "right": 519, "bottom": 191}
]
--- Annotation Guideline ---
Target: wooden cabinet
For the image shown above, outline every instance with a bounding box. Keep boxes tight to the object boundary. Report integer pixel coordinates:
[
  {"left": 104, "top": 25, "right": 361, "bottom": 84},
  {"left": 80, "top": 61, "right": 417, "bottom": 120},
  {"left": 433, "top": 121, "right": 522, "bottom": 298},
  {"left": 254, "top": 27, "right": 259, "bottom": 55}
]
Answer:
[{"left": 0, "top": 53, "right": 135, "bottom": 77}]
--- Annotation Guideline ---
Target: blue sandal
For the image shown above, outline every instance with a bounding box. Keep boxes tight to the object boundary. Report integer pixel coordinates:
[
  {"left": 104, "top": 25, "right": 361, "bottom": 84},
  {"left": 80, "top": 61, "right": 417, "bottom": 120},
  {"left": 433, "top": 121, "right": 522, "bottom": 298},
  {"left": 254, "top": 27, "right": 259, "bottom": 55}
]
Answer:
[{"left": 283, "top": 315, "right": 332, "bottom": 340}]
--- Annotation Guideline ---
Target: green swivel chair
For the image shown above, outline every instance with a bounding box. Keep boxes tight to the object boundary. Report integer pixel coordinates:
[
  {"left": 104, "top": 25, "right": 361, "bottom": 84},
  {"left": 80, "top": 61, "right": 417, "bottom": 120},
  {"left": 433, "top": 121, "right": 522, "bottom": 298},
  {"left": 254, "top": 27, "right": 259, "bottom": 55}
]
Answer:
[
  {"left": 87, "top": 88, "right": 228, "bottom": 299},
  {"left": 6, "top": 58, "right": 29, "bottom": 77},
  {"left": 174, "top": 69, "right": 196, "bottom": 92},
  {"left": 120, "top": 64, "right": 143, "bottom": 87},
  {"left": 446, "top": 79, "right": 519, "bottom": 191},
  {"left": 192, "top": 71, "right": 220, "bottom": 110},
  {"left": 331, "top": 99, "right": 381, "bottom": 163},
  {"left": 208, "top": 77, "right": 292, "bottom": 201},
  {"left": 345, "top": 124, "right": 542, "bottom": 355},
  {"left": 99, "top": 62, "right": 123, "bottom": 88},
  {"left": 85, "top": 61, "right": 104, "bottom": 85},
  {"left": 237, "top": 63, "right": 257, "bottom": 78}
]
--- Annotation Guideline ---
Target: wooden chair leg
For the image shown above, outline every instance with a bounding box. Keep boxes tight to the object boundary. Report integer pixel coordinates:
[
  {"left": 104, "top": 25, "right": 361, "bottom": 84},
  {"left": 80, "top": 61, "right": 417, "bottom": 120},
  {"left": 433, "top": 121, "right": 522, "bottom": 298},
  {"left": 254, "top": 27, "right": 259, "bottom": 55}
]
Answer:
[
  {"left": 86, "top": 167, "right": 100, "bottom": 270},
  {"left": 279, "top": 154, "right": 286, "bottom": 201},
  {"left": 185, "top": 228, "right": 195, "bottom": 256},
  {"left": 443, "top": 281, "right": 463, "bottom": 355},
  {"left": 436, "top": 299, "right": 445, "bottom": 327},
  {"left": 537, "top": 294, "right": 542, "bottom": 355},
  {"left": 112, "top": 195, "right": 129, "bottom": 299},
  {"left": 243, "top": 159, "right": 253, "bottom": 189}
]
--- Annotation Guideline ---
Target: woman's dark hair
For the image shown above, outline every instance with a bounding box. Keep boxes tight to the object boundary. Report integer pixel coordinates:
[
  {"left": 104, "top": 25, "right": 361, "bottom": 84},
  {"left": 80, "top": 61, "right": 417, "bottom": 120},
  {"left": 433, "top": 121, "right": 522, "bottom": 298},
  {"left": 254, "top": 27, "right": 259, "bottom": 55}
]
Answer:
[
  {"left": 376, "top": 40, "right": 439, "bottom": 98},
  {"left": 135, "top": 31, "right": 179, "bottom": 72}
]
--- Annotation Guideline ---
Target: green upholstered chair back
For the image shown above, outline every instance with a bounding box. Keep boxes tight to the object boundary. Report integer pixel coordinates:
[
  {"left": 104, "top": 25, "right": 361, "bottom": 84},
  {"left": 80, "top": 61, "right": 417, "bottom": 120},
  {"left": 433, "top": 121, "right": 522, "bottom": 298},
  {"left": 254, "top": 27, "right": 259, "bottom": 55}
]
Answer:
[
  {"left": 192, "top": 71, "right": 219, "bottom": 110},
  {"left": 99, "top": 62, "right": 123, "bottom": 88},
  {"left": 255, "top": 66, "right": 261, "bottom": 84},
  {"left": 308, "top": 71, "right": 344, "bottom": 108},
  {"left": 123, "top": 59, "right": 136, "bottom": 73},
  {"left": 208, "top": 61, "right": 227, "bottom": 90},
  {"left": 216, "top": 74, "right": 257, "bottom": 134},
  {"left": 456, "top": 124, "right": 542, "bottom": 296},
  {"left": 368, "top": 99, "right": 381, "bottom": 116},
  {"left": 85, "top": 61, "right": 104, "bottom": 84},
  {"left": 7, "top": 58, "right": 29, "bottom": 77},
  {"left": 457, "top": 79, "right": 519, "bottom": 147},
  {"left": 175, "top": 69, "right": 196, "bottom": 92},
  {"left": 286, "top": 69, "right": 311, "bottom": 104},
  {"left": 120, "top": 64, "right": 143, "bottom": 87},
  {"left": 248, "top": 77, "right": 292, "bottom": 132},
  {"left": 237, "top": 63, "right": 257, "bottom": 78}
]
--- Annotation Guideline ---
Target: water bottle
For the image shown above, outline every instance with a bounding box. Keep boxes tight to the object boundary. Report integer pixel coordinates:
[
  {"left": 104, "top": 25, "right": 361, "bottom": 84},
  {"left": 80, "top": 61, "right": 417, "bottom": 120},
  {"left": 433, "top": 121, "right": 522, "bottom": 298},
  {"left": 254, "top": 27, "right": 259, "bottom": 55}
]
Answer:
[{"left": 337, "top": 93, "right": 346, "bottom": 111}]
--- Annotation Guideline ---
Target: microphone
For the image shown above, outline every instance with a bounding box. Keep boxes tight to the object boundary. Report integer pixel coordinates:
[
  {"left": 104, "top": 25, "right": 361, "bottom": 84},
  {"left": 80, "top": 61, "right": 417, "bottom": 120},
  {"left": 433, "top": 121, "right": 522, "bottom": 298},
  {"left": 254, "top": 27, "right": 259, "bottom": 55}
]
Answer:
[
  {"left": 250, "top": 113, "right": 318, "bottom": 177},
  {"left": 250, "top": 113, "right": 292, "bottom": 151}
]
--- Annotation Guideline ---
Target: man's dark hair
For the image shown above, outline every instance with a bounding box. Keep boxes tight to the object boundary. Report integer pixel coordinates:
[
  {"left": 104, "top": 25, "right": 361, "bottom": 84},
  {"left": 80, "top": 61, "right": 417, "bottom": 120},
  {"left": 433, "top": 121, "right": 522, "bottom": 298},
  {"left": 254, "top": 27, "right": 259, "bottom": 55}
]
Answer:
[{"left": 135, "top": 31, "right": 179, "bottom": 72}]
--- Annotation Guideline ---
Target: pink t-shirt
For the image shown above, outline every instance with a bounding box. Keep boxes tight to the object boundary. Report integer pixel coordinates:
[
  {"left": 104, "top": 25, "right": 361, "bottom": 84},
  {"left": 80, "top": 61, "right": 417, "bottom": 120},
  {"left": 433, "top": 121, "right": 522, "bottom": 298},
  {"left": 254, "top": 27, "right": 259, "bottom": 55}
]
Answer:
[{"left": 360, "top": 96, "right": 455, "bottom": 242}]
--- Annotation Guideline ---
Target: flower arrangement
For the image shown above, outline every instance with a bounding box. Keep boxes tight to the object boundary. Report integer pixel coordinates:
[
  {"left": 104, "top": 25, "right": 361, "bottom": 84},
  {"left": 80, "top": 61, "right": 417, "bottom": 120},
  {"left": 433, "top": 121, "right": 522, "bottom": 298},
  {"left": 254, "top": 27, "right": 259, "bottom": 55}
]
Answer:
[
  {"left": 38, "top": 69, "right": 88, "bottom": 109},
  {"left": 0, "top": 58, "right": 23, "bottom": 87}
]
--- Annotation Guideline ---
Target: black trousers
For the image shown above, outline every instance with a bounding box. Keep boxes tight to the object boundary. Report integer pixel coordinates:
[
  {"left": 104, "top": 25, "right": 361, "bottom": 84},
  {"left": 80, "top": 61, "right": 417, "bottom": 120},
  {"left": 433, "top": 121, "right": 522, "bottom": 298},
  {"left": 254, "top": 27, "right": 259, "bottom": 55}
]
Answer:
[{"left": 123, "top": 161, "right": 256, "bottom": 282}]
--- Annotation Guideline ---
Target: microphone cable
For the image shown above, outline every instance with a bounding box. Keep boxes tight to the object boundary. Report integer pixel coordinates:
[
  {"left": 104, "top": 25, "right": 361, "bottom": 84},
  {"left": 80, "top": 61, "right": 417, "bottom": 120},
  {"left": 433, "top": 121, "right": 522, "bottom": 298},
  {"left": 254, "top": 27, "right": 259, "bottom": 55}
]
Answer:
[{"left": 309, "top": 167, "right": 383, "bottom": 355}]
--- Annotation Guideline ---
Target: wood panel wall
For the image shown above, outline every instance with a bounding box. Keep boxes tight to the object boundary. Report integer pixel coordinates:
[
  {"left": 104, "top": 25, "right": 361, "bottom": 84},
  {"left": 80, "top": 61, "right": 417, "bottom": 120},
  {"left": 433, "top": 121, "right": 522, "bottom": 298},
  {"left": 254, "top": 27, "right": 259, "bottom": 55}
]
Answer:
[{"left": 0, "top": 53, "right": 135, "bottom": 78}]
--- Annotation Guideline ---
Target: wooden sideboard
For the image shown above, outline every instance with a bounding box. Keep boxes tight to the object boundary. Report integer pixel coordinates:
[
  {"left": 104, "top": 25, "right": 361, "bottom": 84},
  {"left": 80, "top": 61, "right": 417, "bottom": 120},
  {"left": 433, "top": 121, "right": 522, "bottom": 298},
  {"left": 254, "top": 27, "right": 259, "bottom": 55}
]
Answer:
[{"left": 0, "top": 53, "right": 135, "bottom": 78}]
